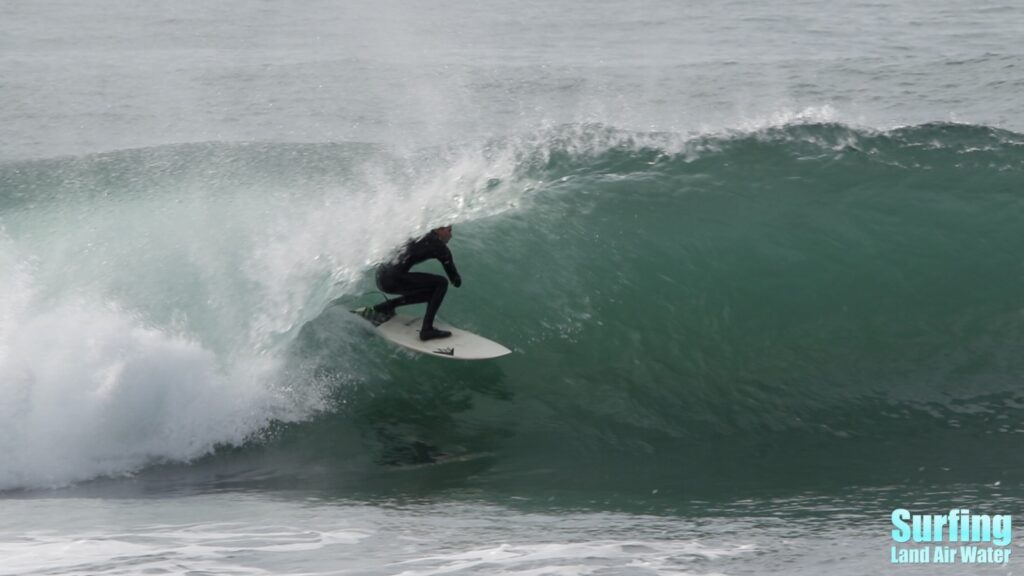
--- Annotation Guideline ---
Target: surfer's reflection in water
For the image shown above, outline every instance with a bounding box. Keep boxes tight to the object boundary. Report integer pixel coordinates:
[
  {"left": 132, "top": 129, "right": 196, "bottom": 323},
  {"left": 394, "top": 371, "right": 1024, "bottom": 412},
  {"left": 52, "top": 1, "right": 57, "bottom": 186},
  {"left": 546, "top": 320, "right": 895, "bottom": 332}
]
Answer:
[{"left": 372, "top": 225, "right": 463, "bottom": 341}]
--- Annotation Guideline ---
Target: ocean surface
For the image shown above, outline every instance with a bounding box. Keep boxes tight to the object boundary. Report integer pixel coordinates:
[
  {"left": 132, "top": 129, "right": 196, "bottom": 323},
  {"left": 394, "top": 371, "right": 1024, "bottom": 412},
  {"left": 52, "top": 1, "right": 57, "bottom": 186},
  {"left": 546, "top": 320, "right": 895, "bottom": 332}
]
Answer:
[{"left": 3, "top": 1, "right": 1024, "bottom": 574}]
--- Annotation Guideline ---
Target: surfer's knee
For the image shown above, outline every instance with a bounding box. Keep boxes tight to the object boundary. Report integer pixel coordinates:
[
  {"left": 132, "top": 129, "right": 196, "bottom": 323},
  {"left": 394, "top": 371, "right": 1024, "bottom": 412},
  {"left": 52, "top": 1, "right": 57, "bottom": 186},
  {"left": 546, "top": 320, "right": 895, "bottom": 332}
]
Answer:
[{"left": 429, "top": 276, "right": 449, "bottom": 297}]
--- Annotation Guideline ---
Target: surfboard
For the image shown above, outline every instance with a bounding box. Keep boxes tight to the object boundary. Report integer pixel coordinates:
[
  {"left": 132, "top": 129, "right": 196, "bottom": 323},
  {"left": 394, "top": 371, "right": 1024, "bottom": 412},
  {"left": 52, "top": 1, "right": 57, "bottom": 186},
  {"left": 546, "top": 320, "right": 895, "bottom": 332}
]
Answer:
[{"left": 352, "top": 308, "right": 511, "bottom": 360}]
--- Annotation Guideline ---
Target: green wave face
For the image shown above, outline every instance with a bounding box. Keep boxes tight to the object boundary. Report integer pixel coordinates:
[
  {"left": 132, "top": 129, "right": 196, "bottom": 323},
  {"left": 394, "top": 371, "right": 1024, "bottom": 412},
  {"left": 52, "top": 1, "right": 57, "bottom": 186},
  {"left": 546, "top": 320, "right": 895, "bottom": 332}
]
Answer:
[
  {"left": 3, "top": 123, "right": 1024, "bottom": 494},
  {"left": 291, "top": 123, "right": 1024, "bottom": 495}
]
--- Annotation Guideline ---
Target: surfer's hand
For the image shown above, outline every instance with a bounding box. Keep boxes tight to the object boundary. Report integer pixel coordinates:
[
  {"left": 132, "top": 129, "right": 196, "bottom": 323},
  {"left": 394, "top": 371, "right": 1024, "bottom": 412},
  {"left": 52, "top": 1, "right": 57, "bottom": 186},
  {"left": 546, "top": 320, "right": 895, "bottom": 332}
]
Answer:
[{"left": 451, "top": 274, "right": 462, "bottom": 288}]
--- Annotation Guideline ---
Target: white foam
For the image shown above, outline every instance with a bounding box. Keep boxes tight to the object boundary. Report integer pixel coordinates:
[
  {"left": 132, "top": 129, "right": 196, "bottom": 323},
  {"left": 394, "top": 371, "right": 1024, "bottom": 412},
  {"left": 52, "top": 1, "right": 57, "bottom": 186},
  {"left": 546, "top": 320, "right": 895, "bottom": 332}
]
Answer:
[
  {"left": 389, "top": 539, "right": 746, "bottom": 576},
  {"left": 0, "top": 522, "right": 369, "bottom": 576},
  {"left": 0, "top": 253, "right": 325, "bottom": 490},
  {"left": 733, "top": 104, "right": 841, "bottom": 133}
]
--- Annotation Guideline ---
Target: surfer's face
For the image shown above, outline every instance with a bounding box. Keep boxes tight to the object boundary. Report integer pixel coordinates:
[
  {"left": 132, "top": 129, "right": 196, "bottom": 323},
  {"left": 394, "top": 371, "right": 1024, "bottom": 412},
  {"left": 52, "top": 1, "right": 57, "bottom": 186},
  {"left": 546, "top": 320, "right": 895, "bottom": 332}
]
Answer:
[{"left": 435, "top": 226, "right": 453, "bottom": 243}]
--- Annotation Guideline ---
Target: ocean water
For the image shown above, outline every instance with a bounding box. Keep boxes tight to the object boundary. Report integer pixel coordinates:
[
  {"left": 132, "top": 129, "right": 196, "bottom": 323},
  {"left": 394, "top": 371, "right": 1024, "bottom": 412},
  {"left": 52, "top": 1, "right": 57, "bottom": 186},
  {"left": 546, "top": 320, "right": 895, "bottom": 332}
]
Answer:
[{"left": 2, "top": 1, "right": 1024, "bottom": 574}]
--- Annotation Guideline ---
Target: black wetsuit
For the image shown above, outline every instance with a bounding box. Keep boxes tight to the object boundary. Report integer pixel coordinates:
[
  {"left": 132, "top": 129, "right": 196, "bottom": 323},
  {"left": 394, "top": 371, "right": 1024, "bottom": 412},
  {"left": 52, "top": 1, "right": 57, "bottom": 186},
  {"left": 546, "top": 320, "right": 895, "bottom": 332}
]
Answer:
[{"left": 375, "top": 231, "right": 461, "bottom": 331}]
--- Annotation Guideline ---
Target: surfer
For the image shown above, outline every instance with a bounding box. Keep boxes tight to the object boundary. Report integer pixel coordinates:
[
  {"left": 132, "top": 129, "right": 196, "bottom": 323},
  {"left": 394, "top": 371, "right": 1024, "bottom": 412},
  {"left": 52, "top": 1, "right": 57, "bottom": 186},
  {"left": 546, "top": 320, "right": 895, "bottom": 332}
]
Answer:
[{"left": 372, "top": 225, "right": 462, "bottom": 341}]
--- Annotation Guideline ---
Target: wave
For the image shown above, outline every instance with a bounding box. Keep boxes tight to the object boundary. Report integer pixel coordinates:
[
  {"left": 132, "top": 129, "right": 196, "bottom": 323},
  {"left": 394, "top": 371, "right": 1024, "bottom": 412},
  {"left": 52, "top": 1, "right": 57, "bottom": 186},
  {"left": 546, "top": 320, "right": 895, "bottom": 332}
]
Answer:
[{"left": 2, "top": 121, "right": 1024, "bottom": 491}]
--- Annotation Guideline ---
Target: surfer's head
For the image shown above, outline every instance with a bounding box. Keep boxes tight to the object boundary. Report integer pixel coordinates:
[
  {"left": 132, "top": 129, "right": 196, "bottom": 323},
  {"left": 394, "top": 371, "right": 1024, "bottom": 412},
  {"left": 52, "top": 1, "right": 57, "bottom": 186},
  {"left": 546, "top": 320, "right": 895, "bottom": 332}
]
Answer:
[{"left": 434, "top": 225, "right": 453, "bottom": 243}]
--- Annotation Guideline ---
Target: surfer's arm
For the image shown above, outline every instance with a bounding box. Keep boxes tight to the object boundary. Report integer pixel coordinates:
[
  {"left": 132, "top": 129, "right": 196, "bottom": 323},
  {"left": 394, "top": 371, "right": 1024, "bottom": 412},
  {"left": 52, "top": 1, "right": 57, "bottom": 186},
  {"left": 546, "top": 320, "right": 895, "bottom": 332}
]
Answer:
[{"left": 438, "top": 245, "right": 462, "bottom": 287}]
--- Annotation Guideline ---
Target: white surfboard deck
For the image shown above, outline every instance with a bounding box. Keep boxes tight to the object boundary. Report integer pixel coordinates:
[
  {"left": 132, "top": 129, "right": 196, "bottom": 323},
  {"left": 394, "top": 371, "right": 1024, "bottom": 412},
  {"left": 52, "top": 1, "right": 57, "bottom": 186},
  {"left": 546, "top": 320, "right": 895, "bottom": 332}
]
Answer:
[{"left": 352, "top": 308, "right": 511, "bottom": 360}]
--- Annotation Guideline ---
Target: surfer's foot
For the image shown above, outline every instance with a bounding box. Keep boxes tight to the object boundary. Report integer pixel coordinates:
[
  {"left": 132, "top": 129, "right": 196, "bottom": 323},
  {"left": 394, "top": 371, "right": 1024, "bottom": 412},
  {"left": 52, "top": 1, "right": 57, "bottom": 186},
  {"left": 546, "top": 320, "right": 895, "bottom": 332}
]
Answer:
[
  {"left": 371, "top": 304, "right": 395, "bottom": 321},
  {"left": 419, "top": 327, "right": 452, "bottom": 341}
]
